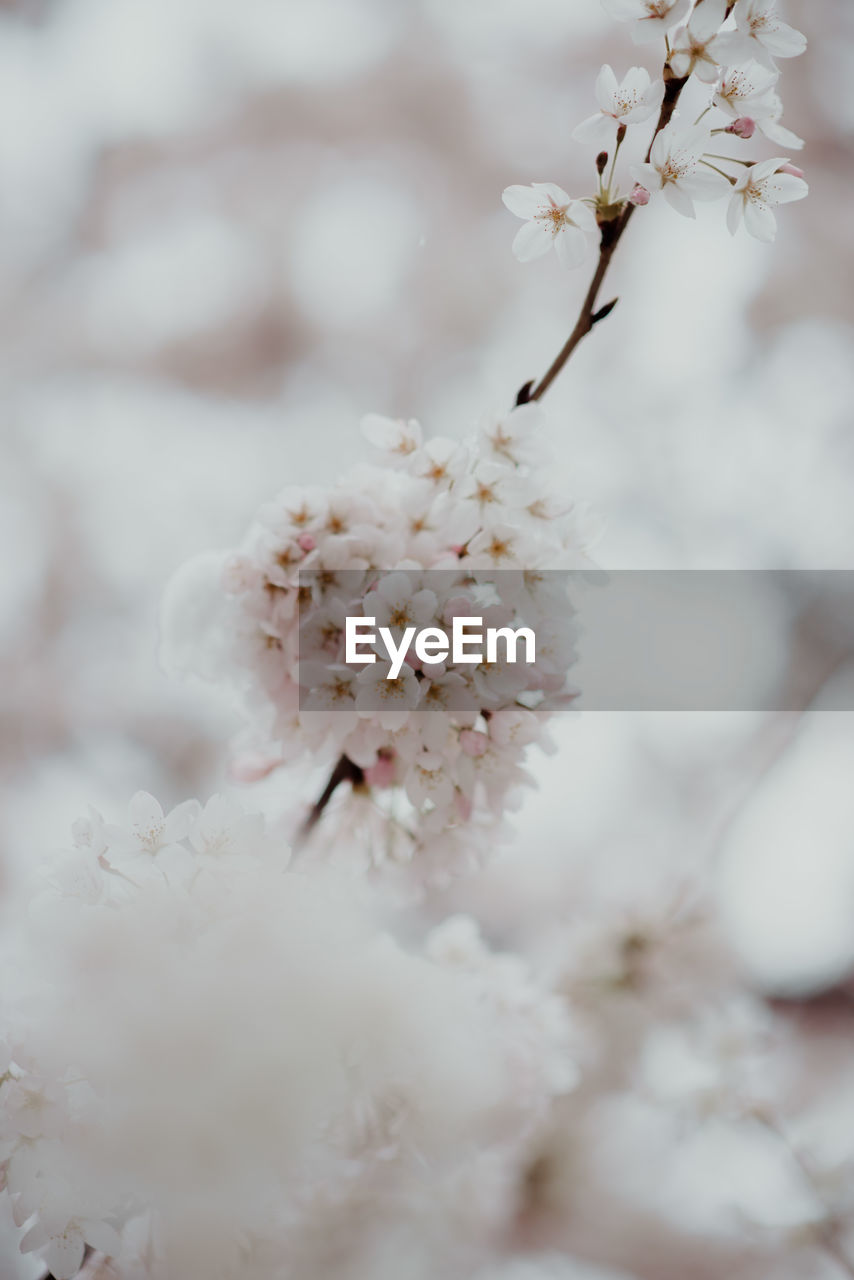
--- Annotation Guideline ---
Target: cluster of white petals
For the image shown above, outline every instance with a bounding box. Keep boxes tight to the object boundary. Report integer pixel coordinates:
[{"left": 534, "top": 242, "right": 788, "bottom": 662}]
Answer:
[
  {"left": 161, "top": 404, "right": 588, "bottom": 874},
  {"left": 0, "top": 795, "right": 575, "bottom": 1279},
  {"left": 503, "top": 0, "right": 808, "bottom": 260}
]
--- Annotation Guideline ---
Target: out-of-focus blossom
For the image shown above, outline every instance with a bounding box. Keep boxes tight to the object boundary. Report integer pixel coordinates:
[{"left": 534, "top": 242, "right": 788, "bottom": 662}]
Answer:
[
  {"left": 0, "top": 798, "right": 576, "bottom": 1280},
  {"left": 600, "top": 0, "right": 692, "bottom": 45}
]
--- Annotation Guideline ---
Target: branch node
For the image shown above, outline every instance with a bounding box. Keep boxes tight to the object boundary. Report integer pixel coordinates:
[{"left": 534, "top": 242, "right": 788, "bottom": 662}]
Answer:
[{"left": 591, "top": 297, "right": 619, "bottom": 325}]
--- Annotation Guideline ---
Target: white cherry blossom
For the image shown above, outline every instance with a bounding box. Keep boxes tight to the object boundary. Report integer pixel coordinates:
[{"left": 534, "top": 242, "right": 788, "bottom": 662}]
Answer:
[
  {"left": 572, "top": 65, "right": 665, "bottom": 146},
  {"left": 600, "top": 0, "right": 692, "bottom": 45},
  {"left": 501, "top": 183, "right": 597, "bottom": 268},
  {"left": 713, "top": 61, "right": 779, "bottom": 119},
  {"left": 732, "top": 0, "right": 807, "bottom": 67},
  {"left": 726, "top": 155, "right": 808, "bottom": 242},
  {"left": 668, "top": 0, "right": 730, "bottom": 84},
  {"left": 631, "top": 121, "right": 729, "bottom": 217}
]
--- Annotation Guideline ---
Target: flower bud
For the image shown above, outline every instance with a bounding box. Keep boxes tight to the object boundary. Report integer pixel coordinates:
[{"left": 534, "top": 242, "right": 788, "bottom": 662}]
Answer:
[
  {"left": 596, "top": 151, "right": 608, "bottom": 176},
  {"left": 629, "top": 184, "right": 650, "bottom": 207},
  {"left": 726, "top": 117, "right": 756, "bottom": 139},
  {"left": 779, "top": 162, "right": 805, "bottom": 178},
  {"left": 364, "top": 753, "right": 397, "bottom": 787},
  {"left": 297, "top": 532, "right": 317, "bottom": 552}
]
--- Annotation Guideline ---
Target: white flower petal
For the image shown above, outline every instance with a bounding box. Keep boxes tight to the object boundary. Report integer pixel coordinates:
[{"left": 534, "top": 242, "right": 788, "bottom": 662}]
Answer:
[
  {"left": 758, "top": 19, "right": 807, "bottom": 58},
  {"left": 663, "top": 183, "right": 696, "bottom": 218},
  {"left": 128, "top": 791, "right": 163, "bottom": 829},
  {"left": 531, "top": 181, "right": 572, "bottom": 206},
  {"left": 764, "top": 172, "right": 809, "bottom": 205},
  {"left": 595, "top": 63, "right": 619, "bottom": 109},
  {"left": 685, "top": 168, "right": 731, "bottom": 200},
  {"left": 46, "top": 1228, "right": 86, "bottom": 1280},
  {"left": 501, "top": 184, "right": 543, "bottom": 220},
  {"left": 689, "top": 0, "right": 727, "bottom": 43},
  {"left": 566, "top": 200, "right": 598, "bottom": 234},
  {"left": 744, "top": 199, "right": 777, "bottom": 242},
  {"left": 511, "top": 220, "right": 554, "bottom": 263},
  {"left": 554, "top": 225, "right": 589, "bottom": 269},
  {"left": 571, "top": 113, "right": 614, "bottom": 146}
]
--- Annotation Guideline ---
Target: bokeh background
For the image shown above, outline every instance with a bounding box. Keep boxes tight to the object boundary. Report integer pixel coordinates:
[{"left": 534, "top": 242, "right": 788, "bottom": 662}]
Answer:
[{"left": 2, "top": 1, "right": 854, "bottom": 1274}]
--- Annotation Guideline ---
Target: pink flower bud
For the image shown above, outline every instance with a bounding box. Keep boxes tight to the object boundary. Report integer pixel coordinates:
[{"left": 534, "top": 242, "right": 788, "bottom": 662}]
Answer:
[
  {"left": 364, "top": 753, "right": 396, "bottom": 788},
  {"left": 779, "top": 163, "right": 805, "bottom": 178},
  {"left": 727, "top": 117, "right": 756, "bottom": 139},
  {"left": 297, "top": 532, "right": 316, "bottom": 552},
  {"left": 629, "top": 184, "right": 650, "bottom": 207},
  {"left": 460, "top": 729, "right": 489, "bottom": 758}
]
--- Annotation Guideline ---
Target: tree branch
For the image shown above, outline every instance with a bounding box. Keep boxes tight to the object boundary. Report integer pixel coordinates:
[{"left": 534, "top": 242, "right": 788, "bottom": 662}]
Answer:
[
  {"left": 526, "top": 71, "right": 689, "bottom": 403},
  {"left": 295, "top": 754, "right": 365, "bottom": 848}
]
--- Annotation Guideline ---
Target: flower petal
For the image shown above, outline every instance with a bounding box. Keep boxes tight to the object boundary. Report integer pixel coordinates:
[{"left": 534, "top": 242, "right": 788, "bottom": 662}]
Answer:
[
  {"left": 511, "top": 220, "right": 554, "bottom": 262},
  {"left": 46, "top": 1229, "right": 86, "bottom": 1280},
  {"left": 531, "top": 181, "right": 572, "bottom": 205},
  {"left": 595, "top": 63, "right": 619, "bottom": 110},
  {"left": 572, "top": 113, "right": 613, "bottom": 146},
  {"left": 554, "top": 225, "right": 589, "bottom": 269},
  {"left": 501, "top": 184, "right": 542, "bottom": 220},
  {"left": 726, "top": 193, "right": 744, "bottom": 235},
  {"left": 744, "top": 199, "right": 777, "bottom": 242},
  {"left": 663, "top": 183, "right": 696, "bottom": 218}
]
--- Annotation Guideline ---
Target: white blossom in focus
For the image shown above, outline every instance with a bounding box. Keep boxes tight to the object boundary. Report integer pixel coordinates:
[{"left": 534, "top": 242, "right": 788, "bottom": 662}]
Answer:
[
  {"left": 713, "top": 62, "right": 779, "bottom": 119},
  {"left": 501, "top": 184, "right": 597, "bottom": 268},
  {"left": 572, "top": 66, "right": 665, "bottom": 146},
  {"left": 726, "top": 156, "right": 808, "bottom": 241},
  {"left": 713, "top": 65, "right": 804, "bottom": 149},
  {"left": 600, "top": 0, "right": 691, "bottom": 45},
  {"left": 731, "top": 0, "right": 807, "bottom": 67},
  {"left": 668, "top": 0, "right": 730, "bottom": 84},
  {"left": 631, "top": 122, "right": 729, "bottom": 217}
]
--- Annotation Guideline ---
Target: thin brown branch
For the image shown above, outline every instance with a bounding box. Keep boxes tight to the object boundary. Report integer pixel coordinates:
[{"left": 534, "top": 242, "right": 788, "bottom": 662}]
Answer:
[
  {"left": 528, "top": 71, "right": 689, "bottom": 402},
  {"left": 295, "top": 753, "right": 365, "bottom": 848}
]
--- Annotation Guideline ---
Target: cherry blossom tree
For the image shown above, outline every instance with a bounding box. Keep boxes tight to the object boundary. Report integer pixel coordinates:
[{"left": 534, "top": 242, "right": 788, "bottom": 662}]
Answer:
[{"left": 4, "top": 5, "right": 845, "bottom": 1280}]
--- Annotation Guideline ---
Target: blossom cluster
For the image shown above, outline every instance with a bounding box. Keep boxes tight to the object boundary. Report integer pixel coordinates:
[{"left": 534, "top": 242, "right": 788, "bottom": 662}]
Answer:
[
  {"left": 503, "top": 0, "right": 808, "bottom": 258},
  {"left": 161, "top": 404, "right": 588, "bottom": 873},
  {"left": 0, "top": 793, "right": 575, "bottom": 1280}
]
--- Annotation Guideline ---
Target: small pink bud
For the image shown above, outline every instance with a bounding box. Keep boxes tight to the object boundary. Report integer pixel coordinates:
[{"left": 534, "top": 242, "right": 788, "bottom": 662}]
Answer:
[
  {"left": 364, "top": 753, "right": 396, "bottom": 788},
  {"left": 727, "top": 117, "right": 756, "bottom": 139},
  {"left": 297, "top": 532, "right": 316, "bottom": 552},
  {"left": 629, "top": 184, "right": 650, "bottom": 207},
  {"left": 460, "top": 729, "right": 489, "bottom": 758},
  {"left": 779, "top": 163, "right": 805, "bottom": 178}
]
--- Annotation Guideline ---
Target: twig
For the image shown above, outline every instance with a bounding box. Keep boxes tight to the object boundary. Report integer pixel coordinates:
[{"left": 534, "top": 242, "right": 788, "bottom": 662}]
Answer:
[
  {"left": 526, "top": 71, "right": 689, "bottom": 403},
  {"left": 301, "top": 76, "right": 693, "bottom": 841},
  {"left": 295, "top": 754, "right": 365, "bottom": 848}
]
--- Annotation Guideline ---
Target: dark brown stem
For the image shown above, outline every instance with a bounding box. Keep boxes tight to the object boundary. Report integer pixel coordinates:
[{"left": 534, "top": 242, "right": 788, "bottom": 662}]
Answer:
[
  {"left": 296, "top": 754, "right": 364, "bottom": 847},
  {"left": 528, "top": 72, "right": 688, "bottom": 403}
]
